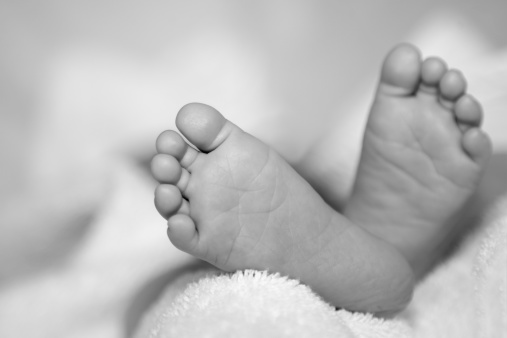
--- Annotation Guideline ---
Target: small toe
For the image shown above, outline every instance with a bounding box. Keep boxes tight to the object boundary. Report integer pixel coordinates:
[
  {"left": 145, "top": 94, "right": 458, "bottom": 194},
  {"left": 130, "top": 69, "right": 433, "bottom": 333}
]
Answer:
[
  {"left": 462, "top": 128, "right": 492, "bottom": 165},
  {"left": 378, "top": 43, "right": 422, "bottom": 96},
  {"left": 455, "top": 94, "right": 483, "bottom": 128},
  {"left": 176, "top": 103, "right": 235, "bottom": 152},
  {"left": 156, "top": 130, "right": 199, "bottom": 169},
  {"left": 155, "top": 184, "right": 182, "bottom": 219},
  {"left": 167, "top": 214, "right": 200, "bottom": 254},
  {"left": 439, "top": 69, "right": 467, "bottom": 107},
  {"left": 419, "top": 56, "right": 447, "bottom": 95},
  {"left": 156, "top": 130, "right": 187, "bottom": 157},
  {"left": 151, "top": 154, "right": 182, "bottom": 184}
]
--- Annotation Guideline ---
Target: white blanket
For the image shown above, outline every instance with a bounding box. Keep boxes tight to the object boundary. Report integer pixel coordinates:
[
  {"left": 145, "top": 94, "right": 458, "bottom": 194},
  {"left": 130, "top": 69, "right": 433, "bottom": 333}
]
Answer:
[{"left": 133, "top": 193, "right": 507, "bottom": 338}]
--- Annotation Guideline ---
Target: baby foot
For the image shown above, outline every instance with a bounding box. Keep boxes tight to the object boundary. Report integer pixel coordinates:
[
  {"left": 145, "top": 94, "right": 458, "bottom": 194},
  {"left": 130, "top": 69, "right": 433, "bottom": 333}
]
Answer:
[
  {"left": 152, "top": 103, "right": 414, "bottom": 313},
  {"left": 344, "top": 44, "right": 492, "bottom": 277}
]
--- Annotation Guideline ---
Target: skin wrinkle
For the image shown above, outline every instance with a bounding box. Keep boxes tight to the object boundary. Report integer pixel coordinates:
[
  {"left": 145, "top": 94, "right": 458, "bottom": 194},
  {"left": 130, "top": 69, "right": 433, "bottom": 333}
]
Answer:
[
  {"left": 241, "top": 217, "right": 269, "bottom": 266},
  {"left": 366, "top": 115, "right": 469, "bottom": 198},
  {"left": 221, "top": 230, "right": 238, "bottom": 268},
  {"left": 404, "top": 119, "right": 464, "bottom": 192},
  {"left": 214, "top": 154, "right": 241, "bottom": 268},
  {"left": 433, "top": 150, "right": 479, "bottom": 191},
  {"left": 255, "top": 156, "right": 283, "bottom": 259},
  {"left": 367, "top": 104, "right": 420, "bottom": 149},
  {"left": 285, "top": 189, "right": 299, "bottom": 267},
  {"left": 222, "top": 204, "right": 242, "bottom": 268},
  {"left": 243, "top": 151, "right": 289, "bottom": 267},
  {"left": 204, "top": 120, "right": 235, "bottom": 153},
  {"left": 223, "top": 148, "right": 281, "bottom": 268},
  {"left": 360, "top": 151, "right": 451, "bottom": 224},
  {"left": 431, "top": 157, "right": 475, "bottom": 192},
  {"left": 365, "top": 131, "right": 434, "bottom": 195},
  {"left": 291, "top": 174, "right": 336, "bottom": 270},
  {"left": 394, "top": 100, "right": 478, "bottom": 191},
  {"left": 377, "top": 82, "right": 419, "bottom": 97},
  {"left": 367, "top": 113, "right": 423, "bottom": 155},
  {"left": 298, "top": 214, "right": 345, "bottom": 279},
  {"left": 413, "top": 117, "right": 474, "bottom": 190},
  {"left": 353, "top": 144, "right": 458, "bottom": 234},
  {"left": 206, "top": 182, "right": 265, "bottom": 269},
  {"left": 244, "top": 146, "right": 273, "bottom": 187}
]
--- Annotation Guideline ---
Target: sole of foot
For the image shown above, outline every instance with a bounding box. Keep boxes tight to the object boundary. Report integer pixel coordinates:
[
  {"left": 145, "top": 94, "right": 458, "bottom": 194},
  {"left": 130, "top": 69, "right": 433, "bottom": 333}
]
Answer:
[
  {"left": 152, "top": 102, "right": 414, "bottom": 313},
  {"left": 344, "top": 43, "right": 492, "bottom": 277}
]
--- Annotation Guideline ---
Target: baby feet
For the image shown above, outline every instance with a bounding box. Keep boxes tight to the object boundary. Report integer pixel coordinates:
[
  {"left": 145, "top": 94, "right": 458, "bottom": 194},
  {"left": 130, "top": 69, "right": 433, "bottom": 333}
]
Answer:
[
  {"left": 152, "top": 103, "right": 414, "bottom": 313},
  {"left": 151, "top": 43, "right": 491, "bottom": 312},
  {"left": 344, "top": 44, "right": 492, "bottom": 276}
]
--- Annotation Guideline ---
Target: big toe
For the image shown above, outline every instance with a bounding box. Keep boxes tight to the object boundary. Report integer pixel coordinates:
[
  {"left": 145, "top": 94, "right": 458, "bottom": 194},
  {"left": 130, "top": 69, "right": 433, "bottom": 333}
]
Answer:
[
  {"left": 176, "top": 103, "right": 232, "bottom": 152},
  {"left": 379, "top": 43, "right": 422, "bottom": 96}
]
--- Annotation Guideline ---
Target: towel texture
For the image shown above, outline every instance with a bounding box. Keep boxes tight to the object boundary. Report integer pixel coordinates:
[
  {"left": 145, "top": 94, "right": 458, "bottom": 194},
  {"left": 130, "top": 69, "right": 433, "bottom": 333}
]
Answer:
[{"left": 134, "top": 195, "right": 507, "bottom": 337}]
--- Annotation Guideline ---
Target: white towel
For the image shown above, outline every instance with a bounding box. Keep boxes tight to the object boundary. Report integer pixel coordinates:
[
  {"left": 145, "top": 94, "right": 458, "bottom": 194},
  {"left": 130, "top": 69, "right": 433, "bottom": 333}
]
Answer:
[{"left": 134, "top": 194, "right": 507, "bottom": 338}]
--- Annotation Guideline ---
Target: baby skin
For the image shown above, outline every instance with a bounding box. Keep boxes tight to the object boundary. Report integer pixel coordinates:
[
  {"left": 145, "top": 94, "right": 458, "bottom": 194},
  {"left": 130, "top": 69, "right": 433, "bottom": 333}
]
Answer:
[{"left": 151, "top": 44, "right": 491, "bottom": 313}]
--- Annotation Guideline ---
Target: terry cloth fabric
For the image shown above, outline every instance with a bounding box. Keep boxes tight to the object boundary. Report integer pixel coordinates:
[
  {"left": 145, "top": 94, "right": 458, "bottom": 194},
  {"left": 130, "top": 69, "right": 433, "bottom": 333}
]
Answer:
[{"left": 134, "top": 194, "right": 507, "bottom": 338}]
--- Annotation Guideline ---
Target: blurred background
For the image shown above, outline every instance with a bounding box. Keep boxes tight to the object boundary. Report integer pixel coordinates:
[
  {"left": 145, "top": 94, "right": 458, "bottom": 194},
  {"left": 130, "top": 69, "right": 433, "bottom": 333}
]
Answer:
[{"left": 1, "top": 1, "right": 506, "bottom": 337}]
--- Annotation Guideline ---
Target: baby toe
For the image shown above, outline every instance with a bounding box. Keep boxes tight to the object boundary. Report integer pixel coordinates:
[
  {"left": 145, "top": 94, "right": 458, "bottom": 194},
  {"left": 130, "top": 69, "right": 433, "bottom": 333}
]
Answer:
[
  {"left": 439, "top": 69, "right": 467, "bottom": 108},
  {"left": 378, "top": 43, "right": 422, "bottom": 96},
  {"left": 156, "top": 130, "right": 199, "bottom": 169},
  {"left": 419, "top": 56, "right": 447, "bottom": 95},
  {"left": 151, "top": 154, "right": 182, "bottom": 184},
  {"left": 167, "top": 214, "right": 200, "bottom": 254},
  {"left": 455, "top": 94, "right": 483, "bottom": 129},
  {"left": 462, "top": 128, "right": 492, "bottom": 166},
  {"left": 156, "top": 130, "right": 187, "bottom": 157},
  {"left": 155, "top": 184, "right": 183, "bottom": 219}
]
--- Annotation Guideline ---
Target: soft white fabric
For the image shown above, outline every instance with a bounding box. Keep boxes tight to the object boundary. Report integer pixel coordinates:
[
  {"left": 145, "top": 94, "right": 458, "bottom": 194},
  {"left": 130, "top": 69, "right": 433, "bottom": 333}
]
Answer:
[{"left": 134, "top": 194, "right": 507, "bottom": 338}]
